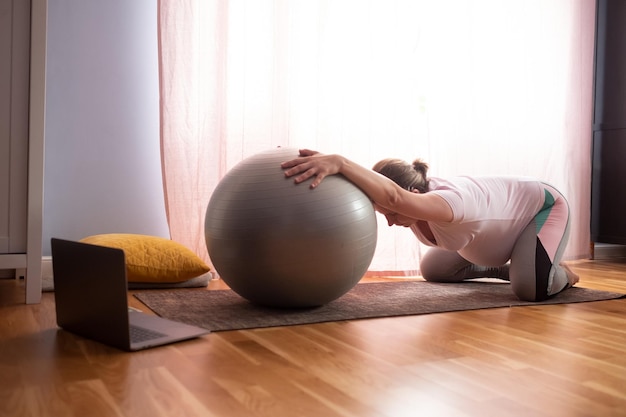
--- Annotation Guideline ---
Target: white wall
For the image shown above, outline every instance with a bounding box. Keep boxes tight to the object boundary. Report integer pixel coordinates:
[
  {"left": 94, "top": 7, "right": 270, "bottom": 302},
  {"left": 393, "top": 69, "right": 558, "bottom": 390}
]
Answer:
[{"left": 43, "top": 0, "right": 169, "bottom": 255}]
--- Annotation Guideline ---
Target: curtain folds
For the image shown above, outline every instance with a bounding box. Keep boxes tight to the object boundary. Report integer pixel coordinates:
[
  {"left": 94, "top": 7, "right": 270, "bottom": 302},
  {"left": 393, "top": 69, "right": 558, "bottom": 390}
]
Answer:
[{"left": 159, "top": 0, "right": 596, "bottom": 274}]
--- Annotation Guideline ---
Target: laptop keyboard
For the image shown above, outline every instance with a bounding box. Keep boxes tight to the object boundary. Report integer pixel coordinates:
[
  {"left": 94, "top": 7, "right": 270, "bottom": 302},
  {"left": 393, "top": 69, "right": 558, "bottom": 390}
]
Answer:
[{"left": 130, "top": 325, "right": 167, "bottom": 343}]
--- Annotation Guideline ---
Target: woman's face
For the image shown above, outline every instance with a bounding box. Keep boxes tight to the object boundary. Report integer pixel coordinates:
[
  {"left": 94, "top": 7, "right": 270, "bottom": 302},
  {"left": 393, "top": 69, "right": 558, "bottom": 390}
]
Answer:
[{"left": 373, "top": 204, "right": 416, "bottom": 227}]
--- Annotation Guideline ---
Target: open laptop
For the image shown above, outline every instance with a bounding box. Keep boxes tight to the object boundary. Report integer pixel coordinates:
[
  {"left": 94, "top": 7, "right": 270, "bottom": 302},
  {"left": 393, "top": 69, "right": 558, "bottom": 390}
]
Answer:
[{"left": 51, "top": 238, "right": 210, "bottom": 351}]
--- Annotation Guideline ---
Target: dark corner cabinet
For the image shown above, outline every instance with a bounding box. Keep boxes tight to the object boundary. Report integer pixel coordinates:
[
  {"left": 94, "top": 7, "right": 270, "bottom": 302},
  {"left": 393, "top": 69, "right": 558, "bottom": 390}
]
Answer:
[{"left": 591, "top": 0, "right": 626, "bottom": 245}]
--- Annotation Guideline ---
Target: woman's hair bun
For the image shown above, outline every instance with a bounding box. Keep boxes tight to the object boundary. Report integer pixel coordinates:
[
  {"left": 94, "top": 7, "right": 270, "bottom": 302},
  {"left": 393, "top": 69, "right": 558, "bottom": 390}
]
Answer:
[{"left": 412, "top": 159, "right": 429, "bottom": 177}]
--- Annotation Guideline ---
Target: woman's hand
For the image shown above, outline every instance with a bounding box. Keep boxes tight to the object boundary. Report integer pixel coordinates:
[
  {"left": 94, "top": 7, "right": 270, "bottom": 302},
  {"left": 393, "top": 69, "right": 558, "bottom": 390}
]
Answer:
[{"left": 281, "top": 149, "right": 343, "bottom": 189}]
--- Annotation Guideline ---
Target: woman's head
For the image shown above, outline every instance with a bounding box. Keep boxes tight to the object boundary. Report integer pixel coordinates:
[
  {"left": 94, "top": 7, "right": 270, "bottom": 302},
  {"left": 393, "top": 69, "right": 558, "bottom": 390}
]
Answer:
[{"left": 372, "top": 158, "right": 430, "bottom": 193}]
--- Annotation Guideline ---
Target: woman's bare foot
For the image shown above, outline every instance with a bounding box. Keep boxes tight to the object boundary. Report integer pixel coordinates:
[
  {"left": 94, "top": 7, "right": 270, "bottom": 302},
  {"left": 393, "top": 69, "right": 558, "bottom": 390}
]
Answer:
[{"left": 560, "top": 262, "right": 580, "bottom": 287}]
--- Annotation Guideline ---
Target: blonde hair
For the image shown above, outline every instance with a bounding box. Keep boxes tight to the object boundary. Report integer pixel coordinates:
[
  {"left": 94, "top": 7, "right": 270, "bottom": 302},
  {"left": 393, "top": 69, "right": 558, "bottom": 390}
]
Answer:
[{"left": 372, "top": 158, "right": 430, "bottom": 193}]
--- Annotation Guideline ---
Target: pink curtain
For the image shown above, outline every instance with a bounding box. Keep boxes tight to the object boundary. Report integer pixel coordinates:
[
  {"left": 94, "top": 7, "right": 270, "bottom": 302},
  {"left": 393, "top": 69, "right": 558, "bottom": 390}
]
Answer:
[
  {"left": 158, "top": 0, "right": 227, "bottom": 262},
  {"left": 159, "top": 0, "right": 596, "bottom": 274}
]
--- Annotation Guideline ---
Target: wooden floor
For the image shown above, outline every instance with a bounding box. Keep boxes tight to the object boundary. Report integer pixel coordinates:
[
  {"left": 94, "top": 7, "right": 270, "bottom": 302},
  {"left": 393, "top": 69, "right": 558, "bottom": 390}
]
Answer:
[{"left": 1, "top": 259, "right": 626, "bottom": 417}]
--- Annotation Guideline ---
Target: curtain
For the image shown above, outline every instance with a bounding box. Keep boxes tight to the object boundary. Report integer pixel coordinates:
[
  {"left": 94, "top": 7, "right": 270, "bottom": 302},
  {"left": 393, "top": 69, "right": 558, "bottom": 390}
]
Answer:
[{"left": 159, "top": 0, "right": 596, "bottom": 275}]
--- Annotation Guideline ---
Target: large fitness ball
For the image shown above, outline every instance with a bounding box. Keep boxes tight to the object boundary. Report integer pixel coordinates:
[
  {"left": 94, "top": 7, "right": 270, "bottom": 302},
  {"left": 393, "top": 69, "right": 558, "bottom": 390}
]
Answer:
[{"left": 204, "top": 147, "right": 378, "bottom": 308}]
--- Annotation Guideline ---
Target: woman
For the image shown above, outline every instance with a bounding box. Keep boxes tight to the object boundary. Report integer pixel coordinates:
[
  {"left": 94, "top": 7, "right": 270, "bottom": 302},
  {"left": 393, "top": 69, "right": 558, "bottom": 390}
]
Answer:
[{"left": 281, "top": 149, "right": 578, "bottom": 302}]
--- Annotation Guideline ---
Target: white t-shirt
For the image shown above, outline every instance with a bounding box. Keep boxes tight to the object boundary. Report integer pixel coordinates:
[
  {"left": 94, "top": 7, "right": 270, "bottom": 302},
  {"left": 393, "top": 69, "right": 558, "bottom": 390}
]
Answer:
[{"left": 410, "top": 176, "right": 546, "bottom": 266}]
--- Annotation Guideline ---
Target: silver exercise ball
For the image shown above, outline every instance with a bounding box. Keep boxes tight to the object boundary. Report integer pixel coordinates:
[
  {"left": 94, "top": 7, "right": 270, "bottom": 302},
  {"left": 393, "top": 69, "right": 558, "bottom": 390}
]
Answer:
[{"left": 204, "top": 147, "right": 378, "bottom": 308}]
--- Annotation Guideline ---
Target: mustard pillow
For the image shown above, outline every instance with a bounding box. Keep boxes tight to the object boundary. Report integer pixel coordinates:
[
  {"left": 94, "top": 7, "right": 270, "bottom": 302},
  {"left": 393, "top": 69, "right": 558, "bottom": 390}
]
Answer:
[{"left": 80, "top": 234, "right": 210, "bottom": 283}]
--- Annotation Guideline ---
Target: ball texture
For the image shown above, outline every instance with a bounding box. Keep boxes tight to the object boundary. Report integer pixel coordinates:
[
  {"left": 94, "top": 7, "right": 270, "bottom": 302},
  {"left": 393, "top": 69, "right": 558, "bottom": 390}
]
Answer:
[{"left": 205, "top": 147, "right": 378, "bottom": 308}]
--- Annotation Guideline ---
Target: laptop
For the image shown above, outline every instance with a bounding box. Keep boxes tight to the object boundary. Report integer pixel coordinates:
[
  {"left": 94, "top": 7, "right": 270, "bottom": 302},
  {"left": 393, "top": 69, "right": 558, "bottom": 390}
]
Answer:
[{"left": 51, "top": 238, "right": 210, "bottom": 351}]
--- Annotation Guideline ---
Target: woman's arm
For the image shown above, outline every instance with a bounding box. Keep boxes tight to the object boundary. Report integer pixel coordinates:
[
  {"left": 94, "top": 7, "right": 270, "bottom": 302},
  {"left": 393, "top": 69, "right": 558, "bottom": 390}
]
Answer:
[{"left": 281, "top": 149, "right": 453, "bottom": 222}]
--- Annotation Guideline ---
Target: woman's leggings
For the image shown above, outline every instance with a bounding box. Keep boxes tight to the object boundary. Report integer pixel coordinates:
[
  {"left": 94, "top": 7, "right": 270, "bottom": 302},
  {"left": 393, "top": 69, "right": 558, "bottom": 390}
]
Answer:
[{"left": 419, "top": 184, "right": 571, "bottom": 301}]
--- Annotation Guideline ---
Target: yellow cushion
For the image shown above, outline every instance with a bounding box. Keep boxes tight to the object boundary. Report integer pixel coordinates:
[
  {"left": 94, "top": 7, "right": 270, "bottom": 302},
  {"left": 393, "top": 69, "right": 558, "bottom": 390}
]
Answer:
[{"left": 80, "top": 234, "right": 210, "bottom": 283}]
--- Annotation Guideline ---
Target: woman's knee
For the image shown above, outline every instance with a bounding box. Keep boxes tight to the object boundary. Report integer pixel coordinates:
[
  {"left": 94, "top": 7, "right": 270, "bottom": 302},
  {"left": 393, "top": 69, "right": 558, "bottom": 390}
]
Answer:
[
  {"left": 420, "top": 262, "right": 448, "bottom": 282},
  {"left": 419, "top": 249, "right": 469, "bottom": 282}
]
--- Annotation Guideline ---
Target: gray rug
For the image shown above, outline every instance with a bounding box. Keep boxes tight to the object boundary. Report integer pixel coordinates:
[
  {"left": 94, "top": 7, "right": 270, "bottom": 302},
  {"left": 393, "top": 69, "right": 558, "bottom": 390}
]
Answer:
[{"left": 134, "top": 281, "right": 625, "bottom": 332}]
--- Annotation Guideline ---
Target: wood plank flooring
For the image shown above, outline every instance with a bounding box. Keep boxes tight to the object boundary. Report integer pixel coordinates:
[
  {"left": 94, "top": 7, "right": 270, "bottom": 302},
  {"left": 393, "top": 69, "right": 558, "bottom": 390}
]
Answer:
[{"left": 1, "top": 258, "right": 625, "bottom": 417}]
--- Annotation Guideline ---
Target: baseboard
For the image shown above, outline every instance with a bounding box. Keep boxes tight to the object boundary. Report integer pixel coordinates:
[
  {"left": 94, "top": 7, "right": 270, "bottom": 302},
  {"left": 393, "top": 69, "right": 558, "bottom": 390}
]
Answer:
[
  {"left": 42, "top": 256, "right": 53, "bottom": 281},
  {"left": 593, "top": 243, "right": 626, "bottom": 259},
  {"left": 9, "top": 247, "right": 626, "bottom": 283}
]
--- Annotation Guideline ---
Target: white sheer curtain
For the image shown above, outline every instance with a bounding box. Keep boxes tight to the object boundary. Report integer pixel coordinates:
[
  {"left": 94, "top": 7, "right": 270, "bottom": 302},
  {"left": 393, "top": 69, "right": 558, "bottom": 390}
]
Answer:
[{"left": 159, "top": 0, "right": 595, "bottom": 275}]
